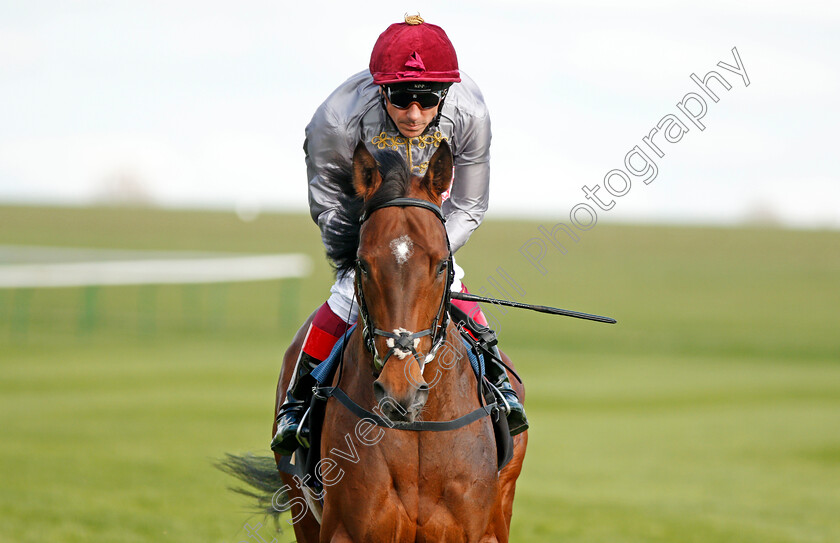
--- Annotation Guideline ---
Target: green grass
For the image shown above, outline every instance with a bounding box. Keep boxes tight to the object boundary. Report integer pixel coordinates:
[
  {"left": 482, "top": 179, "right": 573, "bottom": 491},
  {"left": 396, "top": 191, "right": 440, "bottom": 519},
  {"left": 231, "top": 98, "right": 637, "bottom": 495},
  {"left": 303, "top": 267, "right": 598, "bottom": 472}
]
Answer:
[{"left": 1, "top": 204, "right": 839, "bottom": 542}]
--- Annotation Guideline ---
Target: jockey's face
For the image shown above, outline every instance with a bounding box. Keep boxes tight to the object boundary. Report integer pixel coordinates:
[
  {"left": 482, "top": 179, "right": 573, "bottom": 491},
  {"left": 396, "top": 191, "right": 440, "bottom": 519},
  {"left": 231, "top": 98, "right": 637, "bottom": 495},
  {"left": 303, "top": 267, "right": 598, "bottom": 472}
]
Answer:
[{"left": 383, "top": 92, "right": 439, "bottom": 138}]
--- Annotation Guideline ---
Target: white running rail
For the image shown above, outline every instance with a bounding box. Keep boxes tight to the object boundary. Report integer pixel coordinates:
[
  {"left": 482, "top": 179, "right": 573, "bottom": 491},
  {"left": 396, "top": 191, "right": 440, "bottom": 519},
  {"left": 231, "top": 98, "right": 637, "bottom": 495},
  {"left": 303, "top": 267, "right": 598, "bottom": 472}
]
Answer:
[{"left": 0, "top": 253, "right": 312, "bottom": 288}]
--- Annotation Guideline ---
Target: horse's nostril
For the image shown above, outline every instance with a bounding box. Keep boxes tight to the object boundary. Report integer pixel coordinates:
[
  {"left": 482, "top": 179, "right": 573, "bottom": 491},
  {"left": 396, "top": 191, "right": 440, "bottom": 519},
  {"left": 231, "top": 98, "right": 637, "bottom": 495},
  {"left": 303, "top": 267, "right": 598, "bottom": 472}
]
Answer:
[
  {"left": 417, "top": 383, "right": 430, "bottom": 393},
  {"left": 373, "top": 381, "right": 386, "bottom": 401}
]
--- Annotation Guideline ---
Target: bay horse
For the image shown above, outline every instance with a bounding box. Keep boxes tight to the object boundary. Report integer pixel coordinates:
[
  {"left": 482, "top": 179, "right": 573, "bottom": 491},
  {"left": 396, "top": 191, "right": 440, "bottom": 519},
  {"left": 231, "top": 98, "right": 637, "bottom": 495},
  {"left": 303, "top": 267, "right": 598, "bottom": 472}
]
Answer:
[{"left": 272, "top": 141, "right": 527, "bottom": 542}]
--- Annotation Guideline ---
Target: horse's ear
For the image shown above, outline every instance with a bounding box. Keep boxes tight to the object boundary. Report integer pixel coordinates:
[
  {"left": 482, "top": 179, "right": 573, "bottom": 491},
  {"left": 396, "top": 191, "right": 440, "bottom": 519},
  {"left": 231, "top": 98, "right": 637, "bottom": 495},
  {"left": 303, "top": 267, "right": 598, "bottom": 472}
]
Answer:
[
  {"left": 352, "top": 141, "right": 381, "bottom": 200},
  {"left": 422, "top": 140, "right": 453, "bottom": 199}
]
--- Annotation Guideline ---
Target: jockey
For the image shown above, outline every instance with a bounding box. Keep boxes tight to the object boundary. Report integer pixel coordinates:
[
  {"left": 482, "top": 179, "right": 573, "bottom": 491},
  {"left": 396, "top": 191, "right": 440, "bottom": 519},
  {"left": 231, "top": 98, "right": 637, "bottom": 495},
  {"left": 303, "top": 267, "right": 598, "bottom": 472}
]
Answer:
[{"left": 272, "top": 15, "right": 528, "bottom": 456}]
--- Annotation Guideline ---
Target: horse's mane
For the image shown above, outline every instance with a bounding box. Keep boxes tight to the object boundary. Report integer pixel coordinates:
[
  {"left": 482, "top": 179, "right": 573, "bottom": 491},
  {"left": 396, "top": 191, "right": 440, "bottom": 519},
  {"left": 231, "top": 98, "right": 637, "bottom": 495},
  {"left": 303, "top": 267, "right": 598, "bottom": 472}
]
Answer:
[{"left": 323, "top": 148, "right": 412, "bottom": 277}]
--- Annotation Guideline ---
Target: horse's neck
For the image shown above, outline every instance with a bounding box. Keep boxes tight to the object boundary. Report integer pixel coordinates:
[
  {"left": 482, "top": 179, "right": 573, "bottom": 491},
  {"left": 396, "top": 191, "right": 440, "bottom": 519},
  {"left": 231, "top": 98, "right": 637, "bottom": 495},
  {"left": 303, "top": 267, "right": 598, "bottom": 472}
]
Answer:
[
  {"left": 341, "top": 334, "right": 373, "bottom": 394},
  {"left": 423, "top": 328, "right": 478, "bottom": 412}
]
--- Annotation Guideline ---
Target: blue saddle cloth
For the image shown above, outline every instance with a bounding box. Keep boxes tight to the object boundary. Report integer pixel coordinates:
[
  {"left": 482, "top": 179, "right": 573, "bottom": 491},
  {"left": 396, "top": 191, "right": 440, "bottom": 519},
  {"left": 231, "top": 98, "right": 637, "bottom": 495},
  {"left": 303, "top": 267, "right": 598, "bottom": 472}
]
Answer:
[
  {"left": 309, "top": 324, "right": 356, "bottom": 385},
  {"left": 462, "top": 335, "right": 486, "bottom": 378}
]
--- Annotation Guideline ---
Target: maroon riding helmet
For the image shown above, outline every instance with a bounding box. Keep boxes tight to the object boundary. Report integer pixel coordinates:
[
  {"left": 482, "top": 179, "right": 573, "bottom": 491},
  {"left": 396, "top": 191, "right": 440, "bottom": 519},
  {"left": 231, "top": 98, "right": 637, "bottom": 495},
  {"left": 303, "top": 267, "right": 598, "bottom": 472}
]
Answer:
[{"left": 369, "top": 16, "right": 461, "bottom": 85}]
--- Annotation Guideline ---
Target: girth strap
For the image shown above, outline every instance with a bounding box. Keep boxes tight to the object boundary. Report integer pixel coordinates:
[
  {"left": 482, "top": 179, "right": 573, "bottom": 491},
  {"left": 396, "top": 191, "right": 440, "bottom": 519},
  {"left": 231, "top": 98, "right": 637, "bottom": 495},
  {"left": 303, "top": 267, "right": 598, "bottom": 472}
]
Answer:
[{"left": 318, "top": 386, "right": 499, "bottom": 432}]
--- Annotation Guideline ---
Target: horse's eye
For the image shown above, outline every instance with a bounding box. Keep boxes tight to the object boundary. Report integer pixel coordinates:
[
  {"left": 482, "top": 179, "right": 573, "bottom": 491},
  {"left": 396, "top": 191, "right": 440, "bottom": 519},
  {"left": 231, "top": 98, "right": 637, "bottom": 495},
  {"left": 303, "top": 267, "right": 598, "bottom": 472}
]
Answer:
[
  {"left": 436, "top": 260, "right": 448, "bottom": 276},
  {"left": 358, "top": 260, "right": 370, "bottom": 276}
]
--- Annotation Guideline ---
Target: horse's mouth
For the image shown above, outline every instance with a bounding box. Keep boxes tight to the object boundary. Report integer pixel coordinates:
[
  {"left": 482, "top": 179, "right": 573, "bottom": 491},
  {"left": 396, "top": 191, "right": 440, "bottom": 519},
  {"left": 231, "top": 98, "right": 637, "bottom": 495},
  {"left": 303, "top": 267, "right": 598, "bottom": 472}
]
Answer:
[
  {"left": 379, "top": 400, "right": 426, "bottom": 423},
  {"left": 405, "top": 402, "right": 427, "bottom": 423}
]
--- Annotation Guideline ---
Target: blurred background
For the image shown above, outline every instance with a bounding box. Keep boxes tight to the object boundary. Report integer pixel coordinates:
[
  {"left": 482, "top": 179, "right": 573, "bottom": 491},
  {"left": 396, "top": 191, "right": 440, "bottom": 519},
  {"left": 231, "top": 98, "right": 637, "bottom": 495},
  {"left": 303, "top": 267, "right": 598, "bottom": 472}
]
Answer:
[
  {"left": 2, "top": 0, "right": 839, "bottom": 227},
  {"left": 1, "top": 1, "right": 838, "bottom": 542}
]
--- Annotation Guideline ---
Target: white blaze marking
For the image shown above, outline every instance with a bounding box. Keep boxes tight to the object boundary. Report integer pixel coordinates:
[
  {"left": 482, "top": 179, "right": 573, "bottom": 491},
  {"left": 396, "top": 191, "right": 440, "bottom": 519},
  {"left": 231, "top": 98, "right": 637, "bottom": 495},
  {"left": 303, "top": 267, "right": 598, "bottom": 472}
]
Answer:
[{"left": 390, "top": 235, "right": 414, "bottom": 266}]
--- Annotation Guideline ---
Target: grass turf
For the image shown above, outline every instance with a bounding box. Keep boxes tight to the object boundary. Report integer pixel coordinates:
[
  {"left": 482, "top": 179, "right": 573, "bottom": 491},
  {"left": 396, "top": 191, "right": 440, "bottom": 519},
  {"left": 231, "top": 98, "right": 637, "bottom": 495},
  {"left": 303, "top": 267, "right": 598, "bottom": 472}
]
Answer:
[{"left": 1, "top": 205, "right": 838, "bottom": 542}]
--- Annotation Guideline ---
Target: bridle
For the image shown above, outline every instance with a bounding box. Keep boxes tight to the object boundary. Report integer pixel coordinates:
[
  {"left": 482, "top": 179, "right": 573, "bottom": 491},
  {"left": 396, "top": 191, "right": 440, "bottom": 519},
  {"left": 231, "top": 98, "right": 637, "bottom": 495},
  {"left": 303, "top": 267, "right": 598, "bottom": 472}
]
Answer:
[
  {"left": 312, "top": 195, "right": 501, "bottom": 435},
  {"left": 354, "top": 197, "right": 454, "bottom": 374}
]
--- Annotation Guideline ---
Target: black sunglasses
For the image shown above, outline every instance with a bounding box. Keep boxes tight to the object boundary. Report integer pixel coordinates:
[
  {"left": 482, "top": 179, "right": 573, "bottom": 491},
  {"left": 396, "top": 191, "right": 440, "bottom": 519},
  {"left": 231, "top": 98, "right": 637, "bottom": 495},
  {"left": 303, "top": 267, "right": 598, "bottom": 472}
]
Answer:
[{"left": 383, "top": 86, "right": 448, "bottom": 110}]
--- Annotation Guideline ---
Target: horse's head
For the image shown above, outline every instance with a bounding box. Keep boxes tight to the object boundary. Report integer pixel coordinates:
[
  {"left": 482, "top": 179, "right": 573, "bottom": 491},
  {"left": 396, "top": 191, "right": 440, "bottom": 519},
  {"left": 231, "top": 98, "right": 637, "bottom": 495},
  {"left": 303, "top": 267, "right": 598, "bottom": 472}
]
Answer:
[{"left": 352, "top": 140, "right": 454, "bottom": 422}]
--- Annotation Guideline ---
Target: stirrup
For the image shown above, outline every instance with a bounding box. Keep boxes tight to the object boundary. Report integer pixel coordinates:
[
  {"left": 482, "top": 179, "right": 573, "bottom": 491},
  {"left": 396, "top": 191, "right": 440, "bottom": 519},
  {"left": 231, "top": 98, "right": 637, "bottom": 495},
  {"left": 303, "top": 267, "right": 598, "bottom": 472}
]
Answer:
[
  {"left": 295, "top": 404, "right": 312, "bottom": 449},
  {"left": 487, "top": 380, "right": 511, "bottom": 415}
]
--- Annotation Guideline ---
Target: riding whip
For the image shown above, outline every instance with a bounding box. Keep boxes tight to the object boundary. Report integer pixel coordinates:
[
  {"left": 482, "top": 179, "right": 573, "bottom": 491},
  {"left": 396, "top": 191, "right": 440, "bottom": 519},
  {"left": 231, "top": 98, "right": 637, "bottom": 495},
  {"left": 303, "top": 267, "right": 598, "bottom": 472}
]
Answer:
[{"left": 450, "top": 291, "right": 617, "bottom": 324}]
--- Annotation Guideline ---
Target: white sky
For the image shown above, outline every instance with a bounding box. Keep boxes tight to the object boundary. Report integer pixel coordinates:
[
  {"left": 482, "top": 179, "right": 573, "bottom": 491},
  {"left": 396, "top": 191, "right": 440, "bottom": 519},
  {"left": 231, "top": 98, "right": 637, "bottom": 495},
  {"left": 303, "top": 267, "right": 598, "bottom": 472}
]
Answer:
[{"left": 1, "top": 0, "right": 838, "bottom": 228}]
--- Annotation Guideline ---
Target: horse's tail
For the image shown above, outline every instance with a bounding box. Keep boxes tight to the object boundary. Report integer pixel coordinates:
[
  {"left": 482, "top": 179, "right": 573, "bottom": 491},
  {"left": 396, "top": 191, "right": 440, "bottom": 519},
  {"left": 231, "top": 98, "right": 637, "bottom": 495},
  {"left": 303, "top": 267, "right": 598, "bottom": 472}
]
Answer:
[{"left": 216, "top": 453, "right": 287, "bottom": 519}]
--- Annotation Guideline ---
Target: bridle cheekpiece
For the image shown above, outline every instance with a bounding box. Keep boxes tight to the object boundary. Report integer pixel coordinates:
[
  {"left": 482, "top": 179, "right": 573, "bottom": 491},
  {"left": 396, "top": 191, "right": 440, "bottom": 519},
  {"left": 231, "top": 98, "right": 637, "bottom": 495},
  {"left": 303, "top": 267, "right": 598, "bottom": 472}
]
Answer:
[{"left": 355, "top": 197, "right": 454, "bottom": 374}]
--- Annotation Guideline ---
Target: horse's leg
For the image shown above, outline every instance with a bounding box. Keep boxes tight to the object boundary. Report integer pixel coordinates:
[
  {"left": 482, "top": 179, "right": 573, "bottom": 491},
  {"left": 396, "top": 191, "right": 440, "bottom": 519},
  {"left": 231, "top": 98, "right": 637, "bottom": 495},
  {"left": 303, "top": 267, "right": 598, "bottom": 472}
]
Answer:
[
  {"left": 274, "top": 310, "right": 322, "bottom": 543},
  {"left": 484, "top": 349, "right": 528, "bottom": 542}
]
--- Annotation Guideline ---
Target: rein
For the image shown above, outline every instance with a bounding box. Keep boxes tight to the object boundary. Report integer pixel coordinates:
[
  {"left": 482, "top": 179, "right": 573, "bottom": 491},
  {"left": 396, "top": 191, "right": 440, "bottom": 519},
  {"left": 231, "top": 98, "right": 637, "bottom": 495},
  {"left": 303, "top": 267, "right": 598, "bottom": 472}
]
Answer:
[{"left": 322, "top": 196, "right": 501, "bottom": 432}]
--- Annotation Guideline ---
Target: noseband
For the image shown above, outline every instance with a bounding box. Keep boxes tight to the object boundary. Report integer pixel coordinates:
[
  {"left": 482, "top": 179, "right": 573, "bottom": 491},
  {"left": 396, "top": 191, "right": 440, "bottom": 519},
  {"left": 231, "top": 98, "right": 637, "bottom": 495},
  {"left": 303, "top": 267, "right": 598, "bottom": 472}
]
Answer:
[{"left": 355, "top": 197, "right": 455, "bottom": 373}]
